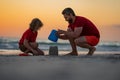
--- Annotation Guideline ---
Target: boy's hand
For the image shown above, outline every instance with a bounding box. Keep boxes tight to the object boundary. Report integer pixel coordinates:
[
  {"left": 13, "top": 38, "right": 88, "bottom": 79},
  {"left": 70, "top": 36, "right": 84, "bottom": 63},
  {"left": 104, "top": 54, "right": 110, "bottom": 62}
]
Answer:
[{"left": 32, "top": 49, "right": 39, "bottom": 55}]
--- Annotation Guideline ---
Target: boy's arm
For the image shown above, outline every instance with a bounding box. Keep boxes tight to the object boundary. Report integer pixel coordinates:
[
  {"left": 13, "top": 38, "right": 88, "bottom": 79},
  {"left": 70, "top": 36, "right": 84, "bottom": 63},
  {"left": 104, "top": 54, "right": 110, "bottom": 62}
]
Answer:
[{"left": 23, "top": 39, "right": 35, "bottom": 52}]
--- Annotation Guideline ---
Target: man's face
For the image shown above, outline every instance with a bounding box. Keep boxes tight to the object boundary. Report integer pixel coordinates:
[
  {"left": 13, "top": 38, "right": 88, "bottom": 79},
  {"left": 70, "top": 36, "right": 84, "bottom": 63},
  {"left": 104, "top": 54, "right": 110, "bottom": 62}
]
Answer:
[{"left": 63, "top": 14, "right": 73, "bottom": 23}]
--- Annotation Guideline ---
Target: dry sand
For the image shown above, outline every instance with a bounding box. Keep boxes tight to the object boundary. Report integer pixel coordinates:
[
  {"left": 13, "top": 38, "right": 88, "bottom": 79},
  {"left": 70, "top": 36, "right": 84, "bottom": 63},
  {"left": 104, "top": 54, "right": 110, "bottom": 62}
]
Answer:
[{"left": 0, "top": 50, "right": 120, "bottom": 80}]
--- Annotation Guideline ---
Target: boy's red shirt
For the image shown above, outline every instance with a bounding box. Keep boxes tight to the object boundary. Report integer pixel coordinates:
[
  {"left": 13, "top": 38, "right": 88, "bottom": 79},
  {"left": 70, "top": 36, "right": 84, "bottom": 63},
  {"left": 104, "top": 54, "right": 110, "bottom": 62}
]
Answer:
[{"left": 19, "top": 28, "right": 38, "bottom": 45}]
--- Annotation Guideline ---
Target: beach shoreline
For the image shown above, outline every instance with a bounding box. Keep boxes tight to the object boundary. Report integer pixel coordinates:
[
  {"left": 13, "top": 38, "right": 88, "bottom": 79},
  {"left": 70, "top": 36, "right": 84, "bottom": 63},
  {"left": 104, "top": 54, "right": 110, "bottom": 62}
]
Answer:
[{"left": 0, "top": 49, "right": 120, "bottom": 56}]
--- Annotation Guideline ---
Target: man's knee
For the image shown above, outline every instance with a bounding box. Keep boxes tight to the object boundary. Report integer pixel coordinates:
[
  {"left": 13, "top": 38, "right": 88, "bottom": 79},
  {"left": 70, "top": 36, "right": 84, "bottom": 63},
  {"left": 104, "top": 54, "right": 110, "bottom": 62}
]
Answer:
[
  {"left": 74, "top": 39, "right": 84, "bottom": 46},
  {"left": 75, "top": 39, "right": 80, "bottom": 45}
]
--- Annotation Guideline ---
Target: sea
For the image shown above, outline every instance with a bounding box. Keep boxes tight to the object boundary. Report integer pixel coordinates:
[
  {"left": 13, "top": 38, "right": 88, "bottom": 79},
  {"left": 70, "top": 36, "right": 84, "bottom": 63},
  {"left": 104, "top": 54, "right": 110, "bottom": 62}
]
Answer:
[{"left": 0, "top": 37, "right": 120, "bottom": 53}]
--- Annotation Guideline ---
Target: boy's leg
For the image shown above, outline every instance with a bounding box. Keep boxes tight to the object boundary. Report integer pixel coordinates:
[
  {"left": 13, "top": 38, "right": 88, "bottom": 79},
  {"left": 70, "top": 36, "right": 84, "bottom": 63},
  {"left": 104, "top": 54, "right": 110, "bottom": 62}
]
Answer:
[
  {"left": 30, "top": 42, "right": 44, "bottom": 55},
  {"left": 29, "top": 42, "right": 38, "bottom": 49},
  {"left": 24, "top": 49, "right": 31, "bottom": 53},
  {"left": 36, "top": 48, "right": 44, "bottom": 55},
  {"left": 19, "top": 45, "right": 30, "bottom": 53},
  {"left": 75, "top": 36, "right": 96, "bottom": 55}
]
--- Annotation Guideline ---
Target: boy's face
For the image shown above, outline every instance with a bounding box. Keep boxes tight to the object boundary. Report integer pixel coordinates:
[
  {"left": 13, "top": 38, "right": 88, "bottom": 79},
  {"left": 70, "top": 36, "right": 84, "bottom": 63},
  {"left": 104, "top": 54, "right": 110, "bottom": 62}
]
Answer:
[
  {"left": 34, "top": 26, "right": 41, "bottom": 31},
  {"left": 34, "top": 23, "right": 41, "bottom": 31}
]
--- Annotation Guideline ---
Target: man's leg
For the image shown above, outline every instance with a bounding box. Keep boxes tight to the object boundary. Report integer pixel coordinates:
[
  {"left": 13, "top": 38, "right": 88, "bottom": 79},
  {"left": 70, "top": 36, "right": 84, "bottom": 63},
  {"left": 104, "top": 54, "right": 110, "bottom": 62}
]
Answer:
[
  {"left": 68, "top": 38, "right": 78, "bottom": 55},
  {"left": 75, "top": 36, "right": 96, "bottom": 55},
  {"left": 58, "top": 35, "right": 78, "bottom": 55}
]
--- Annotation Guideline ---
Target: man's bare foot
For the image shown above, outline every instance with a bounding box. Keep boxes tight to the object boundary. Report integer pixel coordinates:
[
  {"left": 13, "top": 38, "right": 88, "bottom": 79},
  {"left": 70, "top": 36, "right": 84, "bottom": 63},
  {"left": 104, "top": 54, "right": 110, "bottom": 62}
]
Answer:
[
  {"left": 65, "top": 51, "right": 78, "bottom": 56},
  {"left": 87, "top": 47, "right": 96, "bottom": 56}
]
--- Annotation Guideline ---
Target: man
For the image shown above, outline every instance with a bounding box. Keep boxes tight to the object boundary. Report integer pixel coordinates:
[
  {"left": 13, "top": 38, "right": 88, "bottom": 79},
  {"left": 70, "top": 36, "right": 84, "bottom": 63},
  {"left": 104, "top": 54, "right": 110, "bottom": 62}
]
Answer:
[{"left": 57, "top": 7, "right": 100, "bottom": 56}]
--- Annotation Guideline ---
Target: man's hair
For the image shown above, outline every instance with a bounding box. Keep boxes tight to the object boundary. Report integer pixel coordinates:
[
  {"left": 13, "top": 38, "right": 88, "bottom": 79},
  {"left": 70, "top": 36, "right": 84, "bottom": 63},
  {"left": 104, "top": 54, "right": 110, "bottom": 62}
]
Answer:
[
  {"left": 62, "top": 7, "right": 76, "bottom": 16},
  {"left": 29, "top": 18, "right": 43, "bottom": 30}
]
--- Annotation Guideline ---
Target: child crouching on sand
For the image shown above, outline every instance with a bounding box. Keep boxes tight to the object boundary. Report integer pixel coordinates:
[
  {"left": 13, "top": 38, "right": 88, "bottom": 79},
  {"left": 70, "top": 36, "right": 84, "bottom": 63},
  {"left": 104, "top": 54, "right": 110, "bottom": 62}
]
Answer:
[{"left": 19, "top": 18, "right": 44, "bottom": 56}]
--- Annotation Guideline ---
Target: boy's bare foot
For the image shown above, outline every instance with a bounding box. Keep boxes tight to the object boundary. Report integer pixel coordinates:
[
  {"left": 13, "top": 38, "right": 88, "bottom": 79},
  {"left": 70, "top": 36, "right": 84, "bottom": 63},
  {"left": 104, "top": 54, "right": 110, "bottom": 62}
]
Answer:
[
  {"left": 87, "top": 47, "right": 96, "bottom": 56},
  {"left": 65, "top": 51, "right": 78, "bottom": 56},
  {"left": 19, "top": 53, "right": 29, "bottom": 56}
]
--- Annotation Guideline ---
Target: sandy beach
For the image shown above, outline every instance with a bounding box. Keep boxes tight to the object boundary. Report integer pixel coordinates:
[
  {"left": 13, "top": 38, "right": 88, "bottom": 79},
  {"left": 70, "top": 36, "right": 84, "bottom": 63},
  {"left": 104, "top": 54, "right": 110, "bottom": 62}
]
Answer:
[
  {"left": 0, "top": 0, "right": 120, "bottom": 80},
  {"left": 0, "top": 50, "right": 120, "bottom": 80}
]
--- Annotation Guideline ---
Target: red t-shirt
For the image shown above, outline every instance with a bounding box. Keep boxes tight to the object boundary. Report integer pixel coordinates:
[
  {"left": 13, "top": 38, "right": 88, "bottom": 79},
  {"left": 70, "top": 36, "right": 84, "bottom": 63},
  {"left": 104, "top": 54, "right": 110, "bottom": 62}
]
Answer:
[
  {"left": 19, "top": 28, "right": 38, "bottom": 45},
  {"left": 68, "top": 16, "right": 100, "bottom": 38}
]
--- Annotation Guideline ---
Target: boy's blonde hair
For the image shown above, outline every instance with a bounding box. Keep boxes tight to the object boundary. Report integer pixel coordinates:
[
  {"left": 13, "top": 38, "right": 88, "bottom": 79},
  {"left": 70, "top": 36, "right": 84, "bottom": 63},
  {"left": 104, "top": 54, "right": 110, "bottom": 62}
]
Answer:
[{"left": 29, "top": 18, "right": 43, "bottom": 30}]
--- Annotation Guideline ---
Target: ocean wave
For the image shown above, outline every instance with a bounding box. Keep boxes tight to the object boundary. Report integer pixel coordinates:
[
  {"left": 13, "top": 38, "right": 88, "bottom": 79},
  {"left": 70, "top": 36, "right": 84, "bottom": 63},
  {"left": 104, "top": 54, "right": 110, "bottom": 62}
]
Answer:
[
  {"left": 1, "top": 38, "right": 120, "bottom": 46},
  {"left": 0, "top": 38, "right": 120, "bottom": 51}
]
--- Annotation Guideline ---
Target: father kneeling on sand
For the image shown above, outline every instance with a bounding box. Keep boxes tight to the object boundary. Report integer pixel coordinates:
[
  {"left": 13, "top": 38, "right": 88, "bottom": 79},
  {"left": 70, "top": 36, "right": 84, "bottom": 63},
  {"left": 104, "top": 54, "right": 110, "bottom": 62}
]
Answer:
[{"left": 57, "top": 7, "right": 100, "bottom": 56}]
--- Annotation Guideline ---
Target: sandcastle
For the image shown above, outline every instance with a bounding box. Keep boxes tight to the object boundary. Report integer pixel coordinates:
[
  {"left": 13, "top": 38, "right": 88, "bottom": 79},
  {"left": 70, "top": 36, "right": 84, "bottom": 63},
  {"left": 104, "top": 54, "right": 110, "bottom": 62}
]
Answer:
[{"left": 49, "top": 46, "right": 58, "bottom": 55}]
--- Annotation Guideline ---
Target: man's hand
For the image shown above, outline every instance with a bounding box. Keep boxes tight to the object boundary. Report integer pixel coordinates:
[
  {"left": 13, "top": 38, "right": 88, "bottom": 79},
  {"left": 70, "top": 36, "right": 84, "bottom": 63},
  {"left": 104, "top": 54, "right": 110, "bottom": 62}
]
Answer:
[
  {"left": 56, "top": 29, "right": 66, "bottom": 38},
  {"left": 67, "top": 28, "right": 72, "bottom": 32},
  {"left": 56, "top": 29, "right": 68, "bottom": 40},
  {"left": 57, "top": 29, "right": 65, "bottom": 34}
]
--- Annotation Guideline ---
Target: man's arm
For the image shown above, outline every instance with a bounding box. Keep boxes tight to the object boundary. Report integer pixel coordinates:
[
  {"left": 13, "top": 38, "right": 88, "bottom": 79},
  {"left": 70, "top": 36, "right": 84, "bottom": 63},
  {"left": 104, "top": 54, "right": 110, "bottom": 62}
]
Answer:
[
  {"left": 57, "top": 28, "right": 71, "bottom": 40},
  {"left": 66, "top": 27, "right": 83, "bottom": 38},
  {"left": 58, "top": 27, "right": 83, "bottom": 38}
]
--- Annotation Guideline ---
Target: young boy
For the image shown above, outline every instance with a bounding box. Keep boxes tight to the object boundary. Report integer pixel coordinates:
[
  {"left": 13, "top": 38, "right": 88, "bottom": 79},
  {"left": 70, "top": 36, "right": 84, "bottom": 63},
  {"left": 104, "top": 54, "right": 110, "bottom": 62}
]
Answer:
[{"left": 19, "top": 18, "right": 44, "bottom": 56}]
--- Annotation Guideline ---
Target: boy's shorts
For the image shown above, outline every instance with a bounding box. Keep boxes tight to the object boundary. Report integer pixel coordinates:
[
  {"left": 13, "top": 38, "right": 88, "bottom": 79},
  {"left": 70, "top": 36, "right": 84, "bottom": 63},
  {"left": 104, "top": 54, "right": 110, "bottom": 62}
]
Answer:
[
  {"left": 85, "top": 36, "right": 99, "bottom": 46},
  {"left": 19, "top": 45, "right": 27, "bottom": 52}
]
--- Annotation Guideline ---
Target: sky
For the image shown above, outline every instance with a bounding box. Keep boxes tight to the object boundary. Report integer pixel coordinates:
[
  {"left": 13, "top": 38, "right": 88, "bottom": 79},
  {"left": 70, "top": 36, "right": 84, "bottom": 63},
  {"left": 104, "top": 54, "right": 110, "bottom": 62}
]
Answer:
[{"left": 0, "top": 0, "right": 120, "bottom": 41}]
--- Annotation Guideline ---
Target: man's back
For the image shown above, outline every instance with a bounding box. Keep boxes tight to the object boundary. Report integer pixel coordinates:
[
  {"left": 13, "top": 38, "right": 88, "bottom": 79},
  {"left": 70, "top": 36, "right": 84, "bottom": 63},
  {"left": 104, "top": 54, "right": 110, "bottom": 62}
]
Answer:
[{"left": 68, "top": 16, "right": 100, "bottom": 38}]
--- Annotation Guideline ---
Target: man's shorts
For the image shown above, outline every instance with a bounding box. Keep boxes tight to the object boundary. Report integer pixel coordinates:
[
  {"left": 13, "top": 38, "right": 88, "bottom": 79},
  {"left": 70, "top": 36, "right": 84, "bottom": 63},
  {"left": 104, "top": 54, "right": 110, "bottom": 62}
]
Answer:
[{"left": 85, "top": 36, "right": 99, "bottom": 46}]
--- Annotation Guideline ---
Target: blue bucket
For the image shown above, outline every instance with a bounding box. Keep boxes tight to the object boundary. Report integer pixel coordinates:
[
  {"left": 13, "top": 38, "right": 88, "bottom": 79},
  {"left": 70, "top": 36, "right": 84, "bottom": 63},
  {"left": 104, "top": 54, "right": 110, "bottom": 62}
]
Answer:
[{"left": 48, "top": 29, "right": 58, "bottom": 42}]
